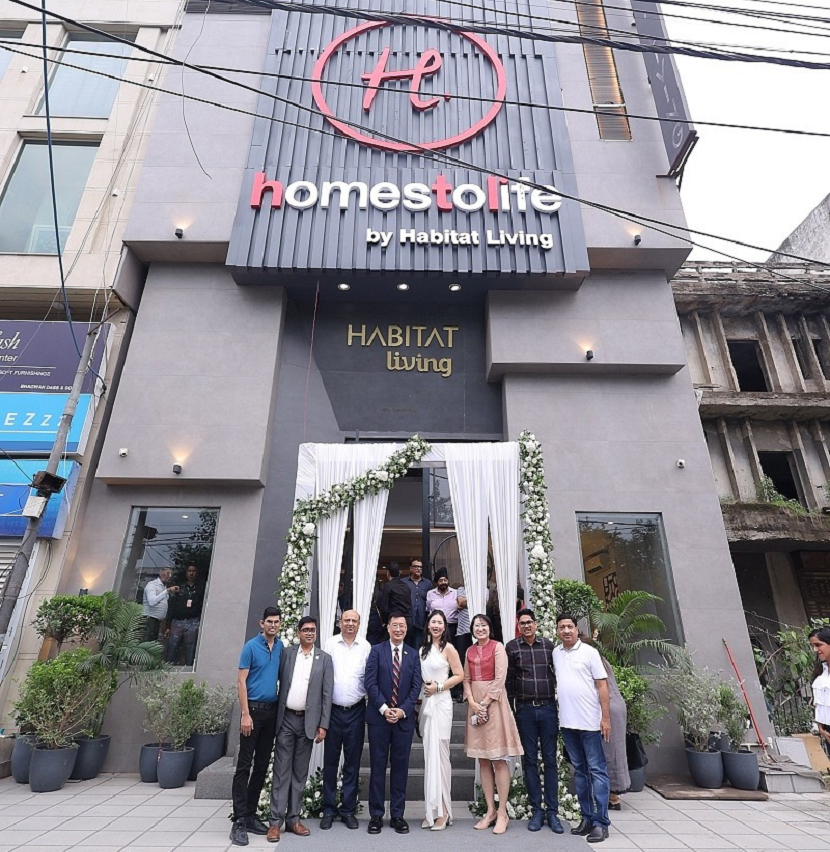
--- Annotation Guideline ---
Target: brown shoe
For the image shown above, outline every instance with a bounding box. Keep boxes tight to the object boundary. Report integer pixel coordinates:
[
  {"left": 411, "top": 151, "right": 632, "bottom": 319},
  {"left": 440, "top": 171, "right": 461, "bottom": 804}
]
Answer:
[
  {"left": 289, "top": 823, "right": 311, "bottom": 836},
  {"left": 267, "top": 825, "right": 280, "bottom": 843}
]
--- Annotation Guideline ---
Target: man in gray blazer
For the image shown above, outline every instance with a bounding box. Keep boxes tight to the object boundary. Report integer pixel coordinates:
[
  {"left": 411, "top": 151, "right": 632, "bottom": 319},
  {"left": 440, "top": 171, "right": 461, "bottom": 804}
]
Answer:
[{"left": 267, "top": 616, "right": 333, "bottom": 843}]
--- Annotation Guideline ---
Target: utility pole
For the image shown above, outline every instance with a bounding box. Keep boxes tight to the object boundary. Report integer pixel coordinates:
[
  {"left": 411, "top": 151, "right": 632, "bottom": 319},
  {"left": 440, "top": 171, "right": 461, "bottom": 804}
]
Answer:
[{"left": 0, "top": 326, "right": 101, "bottom": 645}]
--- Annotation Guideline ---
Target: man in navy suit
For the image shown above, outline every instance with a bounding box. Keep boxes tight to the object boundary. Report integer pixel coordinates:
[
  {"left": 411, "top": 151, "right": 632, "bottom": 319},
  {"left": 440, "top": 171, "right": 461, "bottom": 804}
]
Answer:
[{"left": 364, "top": 613, "right": 422, "bottom": 835}]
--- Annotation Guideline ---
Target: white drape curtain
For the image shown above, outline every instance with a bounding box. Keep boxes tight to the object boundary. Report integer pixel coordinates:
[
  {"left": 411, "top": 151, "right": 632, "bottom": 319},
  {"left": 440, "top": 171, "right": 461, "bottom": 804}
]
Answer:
[
  {"left": 444, "top": 444, "right": 490, "bottom": 622},
  {"left": 485, "top": 443, "right": 521, "bottom": 639}
]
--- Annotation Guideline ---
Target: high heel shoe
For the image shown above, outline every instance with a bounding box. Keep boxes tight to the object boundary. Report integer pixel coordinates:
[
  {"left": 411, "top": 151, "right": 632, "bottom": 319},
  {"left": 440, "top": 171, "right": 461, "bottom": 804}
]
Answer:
[
  {"left": 422, "top": 819, "right": 432, "bottom": 829},
  {"left": 432, "top": 816, "right": 451, "bottom": 831},
  {"left": 493, "top": 814, "right": 509, "bottom": 835},
  {"left": 474, "top": 814, "right": 497, "bottom": 830}
]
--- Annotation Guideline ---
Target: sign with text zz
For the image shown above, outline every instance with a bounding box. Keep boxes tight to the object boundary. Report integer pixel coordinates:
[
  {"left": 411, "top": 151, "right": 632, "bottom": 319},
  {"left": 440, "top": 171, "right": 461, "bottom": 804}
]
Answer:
[{"left": 0, "top": 392, "right": 93, "bottom": 452}]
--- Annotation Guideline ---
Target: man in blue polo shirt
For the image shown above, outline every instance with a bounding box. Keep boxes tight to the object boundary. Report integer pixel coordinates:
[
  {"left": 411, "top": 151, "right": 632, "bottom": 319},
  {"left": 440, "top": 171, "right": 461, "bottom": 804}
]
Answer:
[{"left": 231, "top": 607, "right": 283, "bottom": 847}]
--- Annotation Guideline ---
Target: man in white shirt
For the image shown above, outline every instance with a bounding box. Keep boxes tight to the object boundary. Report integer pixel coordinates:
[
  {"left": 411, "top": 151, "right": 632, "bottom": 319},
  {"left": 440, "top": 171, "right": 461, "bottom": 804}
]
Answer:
[
  {"left": 552, "top": 614, "right": 612, "bottom": 844},
  {"left": 142, "top": 567, "right": 177, "bottom": 641},
  {"left": 267, "top": 616, "right": 333, "bottom": 843},
  {"left": 320, "top": 610, "right": 371, "bottom": 831}
]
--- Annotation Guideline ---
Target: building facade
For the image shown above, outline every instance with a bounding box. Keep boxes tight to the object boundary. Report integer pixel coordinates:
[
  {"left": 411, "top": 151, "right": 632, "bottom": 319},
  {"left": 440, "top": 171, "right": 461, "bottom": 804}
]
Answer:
[
  {"left": 674, "top": 262, "right": 830, "bottom": 643},
  {"left": 0, "top": 0, "right": 767, "bottom": 776}
]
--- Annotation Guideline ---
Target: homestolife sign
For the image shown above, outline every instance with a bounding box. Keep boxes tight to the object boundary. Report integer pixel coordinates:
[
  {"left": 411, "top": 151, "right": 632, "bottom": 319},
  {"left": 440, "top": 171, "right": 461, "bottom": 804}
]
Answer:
[{"left": 227, "top": 5, "right": 588, "bottom": 282}]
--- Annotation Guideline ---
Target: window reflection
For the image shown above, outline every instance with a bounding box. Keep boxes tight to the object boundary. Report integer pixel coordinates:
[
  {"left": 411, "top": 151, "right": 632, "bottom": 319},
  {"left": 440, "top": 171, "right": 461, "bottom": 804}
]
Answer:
[{"left": 577, "top": 512, "right": 683, "bottom": 646}]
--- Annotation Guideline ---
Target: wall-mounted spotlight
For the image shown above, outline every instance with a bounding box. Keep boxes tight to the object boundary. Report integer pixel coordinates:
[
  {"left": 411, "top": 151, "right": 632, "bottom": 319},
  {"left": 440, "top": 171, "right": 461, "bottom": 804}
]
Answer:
[
  {"left": 633, "top": 234, "right": 642, "bottom": 246},
  {"left": 79, "top": 588, "right": 89, "bottom": 597},
  {"left": 449, "top": 283, "right": 462, "bottom": 292},
  {"left": 337, "top": 282, "right": 350, "bottom": 291},
  {"left": 172, "top": 464, "right": 183, "bottom": 475},
  {"left": 586, "top": 349, "right": 594, "bottom": 361},
  {"left": 397, "top": 283, "right": 410, "bottom": 291},
  {"left": 174, "top": 227, "right": 184, "bottom": 239}
]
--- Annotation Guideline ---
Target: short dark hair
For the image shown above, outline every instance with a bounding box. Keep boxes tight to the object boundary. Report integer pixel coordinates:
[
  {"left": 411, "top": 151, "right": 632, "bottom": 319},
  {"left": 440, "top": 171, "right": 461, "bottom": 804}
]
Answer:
[
  {"left": 409, "top": 557, "right": 422, "bottom": 567},
  {"left": 517, "top": 608, "right": 536, "bottom": 622},
  {"left": 298, "top": 615, "right": 318, "bottom": 630},
  {"left": 388, "top": 565, "right": 401, "bottom": 579},
  {"left": 387, "top": 612, "right": 409, "bottom": 627},
  {"left": 471, "top": 613, "right": 494, "bottom": 634},
  {"left": 556, "top": 613, "right": 578, "bottom": 627},
  {"left": 262, "top": 606, "right": 281, "bottom": 620}
]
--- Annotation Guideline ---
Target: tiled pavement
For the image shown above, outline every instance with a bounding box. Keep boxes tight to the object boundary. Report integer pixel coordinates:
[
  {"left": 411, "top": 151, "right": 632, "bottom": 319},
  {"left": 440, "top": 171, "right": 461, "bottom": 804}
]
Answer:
[{"left": 0, "top": 775, "right": 828, "bottom": 852}]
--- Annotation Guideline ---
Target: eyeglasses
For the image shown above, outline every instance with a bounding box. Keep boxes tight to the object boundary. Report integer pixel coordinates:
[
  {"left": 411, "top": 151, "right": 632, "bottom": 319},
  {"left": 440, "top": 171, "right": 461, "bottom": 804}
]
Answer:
[
  {"left": 518, "top": 620, "right": 534, "bottom": 626},
  {"left": 299, "top": 627, "right": 317, "bottom": 633}
]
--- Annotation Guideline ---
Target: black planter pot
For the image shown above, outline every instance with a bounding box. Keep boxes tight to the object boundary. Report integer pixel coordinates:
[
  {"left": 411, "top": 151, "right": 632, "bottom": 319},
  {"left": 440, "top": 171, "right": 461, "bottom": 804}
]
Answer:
[
  {"left": 722, "top": 749, "right": 760, "bottom": 791},
  {"left": 139, "top": 743, "right": 171, "bottom": 783},
  {"left": 29, "top": 746, "right": 78, "bottom": 793},
  {"left": 11, "top": 735, "right": 36, "bottom": 784},
  {"left": 709, "top": 732, "right": 731, "bottom": 752},
  {"left": 157, "top": 747, "right": 194, "bottom": 789},
  {"left": 685, "top": 748, "right": 723, "bottom": 789},
  {"left": 187, "top": 731, "right": 227, "bottom": 781},
  {"left": 628, "top": 765, "right": 647, "bottom": 793},
  {"left": 70, "top": 735, "right": 111, "bottom": 781}
]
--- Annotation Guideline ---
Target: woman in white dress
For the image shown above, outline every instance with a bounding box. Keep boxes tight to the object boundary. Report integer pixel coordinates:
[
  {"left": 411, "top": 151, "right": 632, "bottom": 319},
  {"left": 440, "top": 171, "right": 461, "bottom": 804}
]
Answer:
[
  {"left": 420, "top": 609, "right": 464, "bottom": 830},
  {"left": 809, "top": 626, "right": 830, "bottom": 752}
]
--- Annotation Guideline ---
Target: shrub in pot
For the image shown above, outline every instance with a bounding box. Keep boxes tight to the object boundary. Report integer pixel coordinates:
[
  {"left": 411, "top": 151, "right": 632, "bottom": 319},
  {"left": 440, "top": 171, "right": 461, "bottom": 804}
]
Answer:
[
  {"left": 73, "top": 592, "right": 164, "bottom": 780},
  {"left": 31, "top": 594, "right": 104, "bottom": 653},
  {"left": 13, "top": 648, "right": 107, "bottom": 792},
  {"left": 717, "top": 683, "right": 759, "bottom": 790},
  {"left": 187, "top": 683, "right": 235, "bottom": 780},
  {"left": 658, "top": 650, "right": 724, "bottom": 789},
  {"left": 138, "top": 674, "right": 206, "bottom": 788}
]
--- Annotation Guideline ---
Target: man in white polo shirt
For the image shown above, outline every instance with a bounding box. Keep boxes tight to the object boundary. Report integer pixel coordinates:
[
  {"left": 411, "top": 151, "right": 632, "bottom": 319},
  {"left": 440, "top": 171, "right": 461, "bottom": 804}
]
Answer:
[{"left": 552, "top": 613, "right": 611, "bottom": 844}]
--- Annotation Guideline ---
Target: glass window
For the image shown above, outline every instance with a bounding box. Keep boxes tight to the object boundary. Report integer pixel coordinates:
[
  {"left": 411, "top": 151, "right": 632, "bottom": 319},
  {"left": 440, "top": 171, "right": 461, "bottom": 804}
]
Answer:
[
  {"left": 37, "top": 34, "right": 132, "bottom": 118},
  {"left": 577, "top": 512, "right": 683, "bottom": 647},
  {"left": 116, "top": 508, "right": 219, "bottom": 667},
  {"left": 0, "top": 142, "right": 98, "bottom": 253},
  {"left": 0, "top": 31, "right": 23, "bottom": 81}
]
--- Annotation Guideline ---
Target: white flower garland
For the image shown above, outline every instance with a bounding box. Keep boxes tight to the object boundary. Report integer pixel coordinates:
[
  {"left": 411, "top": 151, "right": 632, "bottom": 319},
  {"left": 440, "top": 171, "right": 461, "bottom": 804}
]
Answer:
[
  {"left": 519, "top": 430, "right": 556, "bottom": 639},
  {"left": 277, "top": 435, "right": 432, "bottom": 643}
]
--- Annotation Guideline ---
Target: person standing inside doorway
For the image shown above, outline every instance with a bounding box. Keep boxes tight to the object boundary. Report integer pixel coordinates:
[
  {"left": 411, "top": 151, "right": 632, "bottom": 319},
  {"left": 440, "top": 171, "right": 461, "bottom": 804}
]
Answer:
[
  {"left": 142, "top": 567, "right": 176, "bottom": 642},
  {"left": 404, "top": 558, "right": 432, "bottom": 648},
  {"left": 230, "top": 607, "right": 282, "bottom": 847},
  {"left": 553, "top": 614, "right": 611, "bottom": 844},
  {"left": 166, "top": 564, "right": 204, "bottom": 665}
]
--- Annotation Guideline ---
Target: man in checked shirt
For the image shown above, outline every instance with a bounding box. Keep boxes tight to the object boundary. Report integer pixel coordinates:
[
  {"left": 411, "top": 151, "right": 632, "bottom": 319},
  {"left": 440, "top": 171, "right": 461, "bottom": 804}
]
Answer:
[{"left": 505, "top": 608, "right": 565, "bottom": 834}]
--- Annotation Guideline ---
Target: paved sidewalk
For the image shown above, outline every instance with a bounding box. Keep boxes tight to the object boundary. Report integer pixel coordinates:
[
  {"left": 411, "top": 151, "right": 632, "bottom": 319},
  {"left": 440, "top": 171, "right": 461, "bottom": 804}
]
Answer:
[{"left": 0, "top": 774, "right": 828, "bottom": 852}]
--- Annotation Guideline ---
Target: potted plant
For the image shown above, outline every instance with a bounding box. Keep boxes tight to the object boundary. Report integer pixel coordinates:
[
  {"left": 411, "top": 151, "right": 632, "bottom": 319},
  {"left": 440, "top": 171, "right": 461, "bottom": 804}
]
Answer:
[
  {"left": 31, "top": 594, "right": 104, "bottom": 653},
  {"left": 138, "top": 673, "right": 206, "bottom": 788},
  {"left": 717, "top": 682, "right": 759, "bottom": 790},
  {"left": 13, "top": 648, "right": 106, "bottom": 792},
  {"left": 10, "top": 733, "right": 38, "bottom": 784},
  {"left": 137, "top": 673, "right": 174, "bottom": 783},
  {"left": 658, "top": 650, "right": 724, "bottom": 789},
  {"left": 73, "top": 592, "right": 164, "bottom": 780},
  {"left": 615, "top": 665, "right": 665, "bottom": 792},
  {"left": 187, "top": 682, "right": 235, "bottom": 780}
]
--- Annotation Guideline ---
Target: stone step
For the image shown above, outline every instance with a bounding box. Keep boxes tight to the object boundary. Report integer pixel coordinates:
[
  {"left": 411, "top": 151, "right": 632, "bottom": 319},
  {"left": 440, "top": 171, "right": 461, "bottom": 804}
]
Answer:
[
  {"left": 357, "top": 767, "right": 477, "bottom": 801},
  {"left": 359, "top": 741, "right": 473, "bottom": 771}
]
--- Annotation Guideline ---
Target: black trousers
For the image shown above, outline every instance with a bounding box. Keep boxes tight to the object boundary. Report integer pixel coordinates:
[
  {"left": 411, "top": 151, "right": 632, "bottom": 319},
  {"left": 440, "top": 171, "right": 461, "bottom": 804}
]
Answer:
[
  {"left": 231, "top": 705, "right": 277, "bottom": 821},
  {"left": 323, "top": 702, "right": 366, "bottom": 816}
]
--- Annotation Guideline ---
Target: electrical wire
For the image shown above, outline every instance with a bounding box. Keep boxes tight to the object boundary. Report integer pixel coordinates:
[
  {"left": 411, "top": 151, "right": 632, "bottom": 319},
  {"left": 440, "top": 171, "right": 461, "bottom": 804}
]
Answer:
[{"left": 6, "top": 40, "right": 830, "bottom": 140}]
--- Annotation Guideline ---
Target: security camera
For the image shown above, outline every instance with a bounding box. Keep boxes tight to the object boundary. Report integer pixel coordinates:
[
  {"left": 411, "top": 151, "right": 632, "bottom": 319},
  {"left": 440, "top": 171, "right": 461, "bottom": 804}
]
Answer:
[
  {"left": 676, "top": 459, "right": 686, "bottom": 468},
  {"left": 118, "top": 448, "right": 129, "bottom": 458}
]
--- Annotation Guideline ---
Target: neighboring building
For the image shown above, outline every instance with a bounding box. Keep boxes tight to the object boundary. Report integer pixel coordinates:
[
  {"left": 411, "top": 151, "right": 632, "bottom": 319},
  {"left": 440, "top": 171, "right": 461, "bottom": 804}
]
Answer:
[
  {"left": 0, "top": 1, "right": 181, "bottom": 715},
  {"left": 1, "top": 0, "right": 766, "bottom": 779},
  {"left": 674, "top": 262, "right": 830, "bottom": 641}
]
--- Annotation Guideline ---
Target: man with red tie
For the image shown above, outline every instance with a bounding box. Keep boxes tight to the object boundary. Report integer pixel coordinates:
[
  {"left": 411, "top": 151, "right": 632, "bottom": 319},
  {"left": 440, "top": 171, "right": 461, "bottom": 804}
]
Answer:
[{"left": 364, "top": 613, "right": 422, "bottom": 835}]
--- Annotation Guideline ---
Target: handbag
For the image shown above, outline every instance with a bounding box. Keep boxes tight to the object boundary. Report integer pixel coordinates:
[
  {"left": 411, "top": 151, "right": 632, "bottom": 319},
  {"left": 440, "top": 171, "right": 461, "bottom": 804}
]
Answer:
[{"left": 626, "top": 732, "right": 649, "bottom": 770}]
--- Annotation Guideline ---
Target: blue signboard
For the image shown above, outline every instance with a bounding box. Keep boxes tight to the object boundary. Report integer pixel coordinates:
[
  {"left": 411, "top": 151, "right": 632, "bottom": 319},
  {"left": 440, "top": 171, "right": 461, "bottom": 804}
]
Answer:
[
  {"left": 0, "top": 393, "right": 93, "bottom": 452},
  {"left": 0, "top": 458, "right": 81, "bottom": 539}
]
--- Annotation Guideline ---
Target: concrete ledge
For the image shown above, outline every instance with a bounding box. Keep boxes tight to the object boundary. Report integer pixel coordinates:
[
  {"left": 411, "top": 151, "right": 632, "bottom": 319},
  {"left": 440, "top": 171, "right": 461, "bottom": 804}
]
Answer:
[
  {"left": 0, "top": 737, "right": 13, "bottom": 779},
  {"left": 194, "top": 756, "right": 235, "bottom": 800}
]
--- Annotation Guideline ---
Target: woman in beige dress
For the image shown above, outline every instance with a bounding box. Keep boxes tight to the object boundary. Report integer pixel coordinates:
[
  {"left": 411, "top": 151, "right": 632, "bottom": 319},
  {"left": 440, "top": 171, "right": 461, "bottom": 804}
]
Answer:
[{"left": 463, "top": 613, "right": 523, "bottom": 835}]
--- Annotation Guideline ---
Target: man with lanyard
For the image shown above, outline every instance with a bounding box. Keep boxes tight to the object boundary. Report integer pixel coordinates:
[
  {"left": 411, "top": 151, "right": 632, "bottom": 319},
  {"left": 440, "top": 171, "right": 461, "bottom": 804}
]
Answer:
[
  {"left": 321, "top": 610, "right": 371, "bottom": 830},
  {"left": 505, "top": 608, "right": 564, "bottom": 834},
  {"left": 553, "top": 613, "right": 612, "bottom": 844},
  {"left": 231, "top": 607, "right": 282, "bottom": 847},
  {"left": 166, "top": 564, "right": 204, "bottom": 665},
  {"left": 403, "top": 558, "right": 432, "bottom": 648}
]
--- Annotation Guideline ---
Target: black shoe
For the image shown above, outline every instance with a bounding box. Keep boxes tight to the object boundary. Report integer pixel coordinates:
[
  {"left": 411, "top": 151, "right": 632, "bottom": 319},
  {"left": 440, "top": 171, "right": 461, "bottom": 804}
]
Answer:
[
  {"left": 247, "top": 817, "right": 269, "bottom": 836},
  {"left": 342, "top": 814, "right": 359, "bottom": 830},
  {"left": 230, "top": 819, "right": 250, "bottom": 847},
  {"left": 320, "top": 815, "right": 334, "bottom": 830},
  {"left": 390, "top": 817, "right": 409, "bottom": 834},
  {"left": 368, "top": 817, "right": 383, "bottom": 834},
  {"left": 571, "top": 819, "right": 592, "bottom": 836},
  {"left": 587, "top": 825, "right": 609, "bottom": 843},
  {"left": 608, "top": 802, "right": 621, "bottom": 811},
  {"left": 527, "top": 812, "right": 543, "bottom": 832},
  {"left": 546, "top": 813, "right": 565, "bottom": 834}
]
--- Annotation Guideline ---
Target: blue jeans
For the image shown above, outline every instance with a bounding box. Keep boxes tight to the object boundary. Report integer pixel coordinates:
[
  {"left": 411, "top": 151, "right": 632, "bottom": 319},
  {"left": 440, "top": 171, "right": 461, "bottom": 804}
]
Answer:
[
  {"left": 167, "top": 617, "right": 200, "bottom": 666},
  {"left": 515, "top": 702, "right": 559, "bottom": 815},
  {"left": 561, "top": 728, "right": 611, "bottom": 828}
]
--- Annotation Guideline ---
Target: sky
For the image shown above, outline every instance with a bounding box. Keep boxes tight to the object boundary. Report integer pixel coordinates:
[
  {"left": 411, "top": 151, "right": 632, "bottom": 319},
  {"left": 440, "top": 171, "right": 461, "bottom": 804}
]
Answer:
[{"left": 664, "top": 1, "right": 830, "bottom": 262}]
